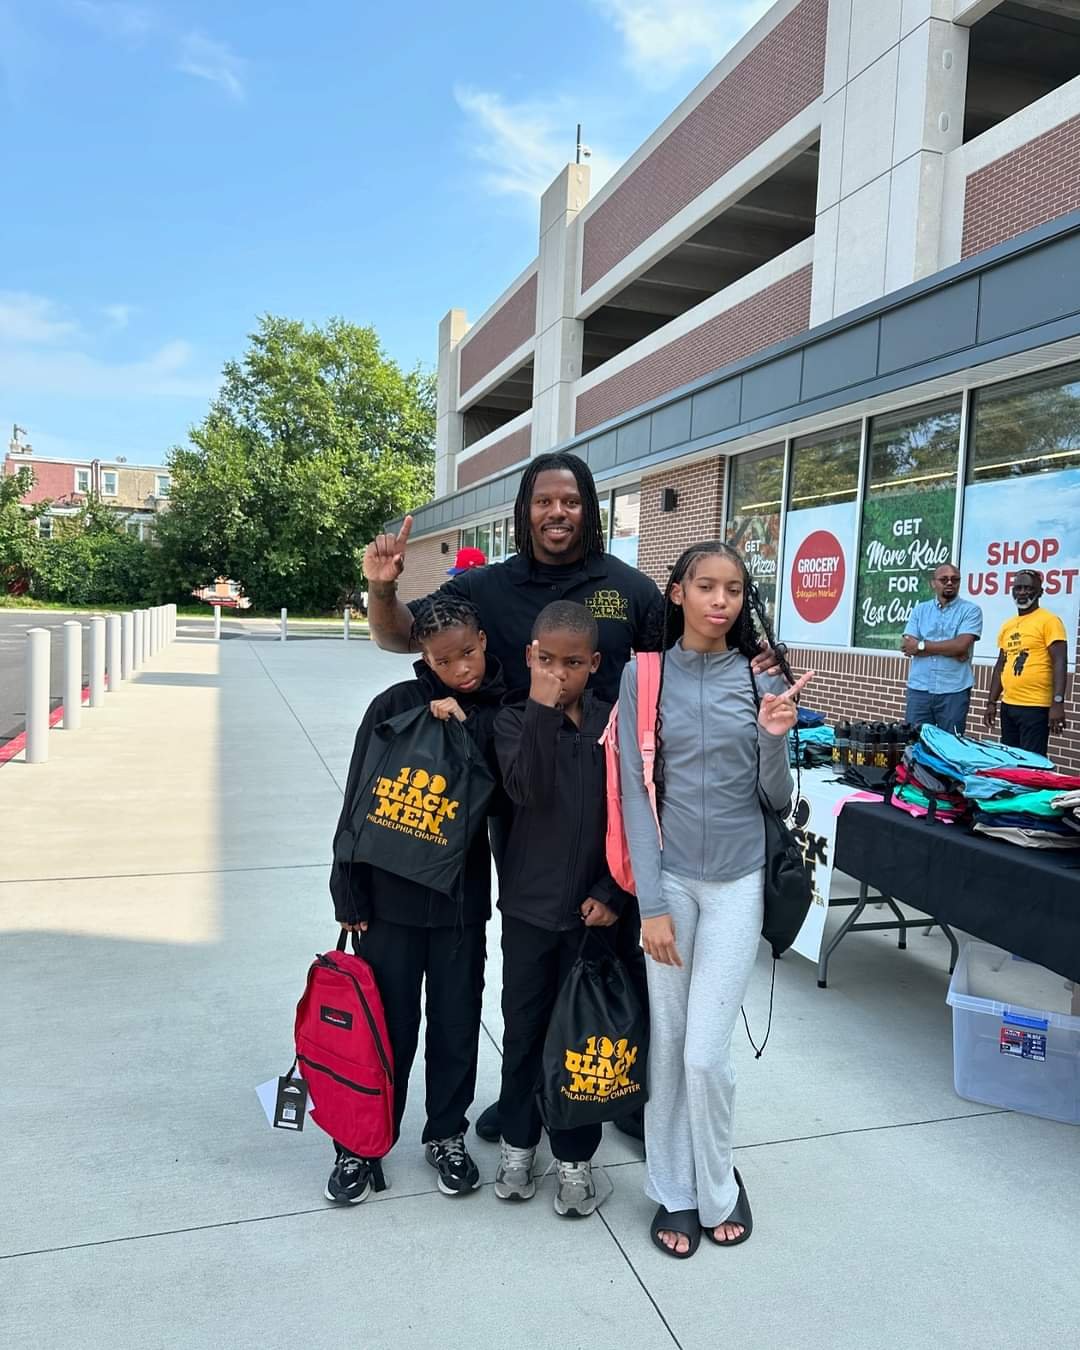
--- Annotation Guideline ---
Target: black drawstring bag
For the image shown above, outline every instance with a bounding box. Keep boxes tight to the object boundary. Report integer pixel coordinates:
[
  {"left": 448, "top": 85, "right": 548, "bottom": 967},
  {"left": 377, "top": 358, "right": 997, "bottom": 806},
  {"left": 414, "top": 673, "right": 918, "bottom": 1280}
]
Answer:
[
  {"left": 540, "top": 931, "right": 649, "bottom": 1133},
  {"left": 335, "top": 705, "right": 495, "bottom": 898},
  {"left": 742, "top": 665, "right": 813, "bottom": 1058}
]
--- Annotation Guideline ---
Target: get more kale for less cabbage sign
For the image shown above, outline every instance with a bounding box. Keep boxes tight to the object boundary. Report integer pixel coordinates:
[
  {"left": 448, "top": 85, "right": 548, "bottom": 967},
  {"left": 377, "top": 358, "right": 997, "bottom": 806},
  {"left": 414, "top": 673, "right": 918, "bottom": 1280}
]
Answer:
[{"left": 854, "top": 488, "right": 955, "bottom": 649}]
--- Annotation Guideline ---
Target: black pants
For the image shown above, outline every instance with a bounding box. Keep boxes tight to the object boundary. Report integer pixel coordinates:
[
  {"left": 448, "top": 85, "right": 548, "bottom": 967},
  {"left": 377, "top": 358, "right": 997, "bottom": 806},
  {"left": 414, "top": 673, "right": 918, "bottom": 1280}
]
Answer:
[
  {"left": 499, "top": 915, "right": 607, "bottom": 1161},
  {"left": 1001, "top": 703, "right": 1051, "bottom": 758},
  {"left": 336, "top": 918, "right": 485, "bottom": 1153}
]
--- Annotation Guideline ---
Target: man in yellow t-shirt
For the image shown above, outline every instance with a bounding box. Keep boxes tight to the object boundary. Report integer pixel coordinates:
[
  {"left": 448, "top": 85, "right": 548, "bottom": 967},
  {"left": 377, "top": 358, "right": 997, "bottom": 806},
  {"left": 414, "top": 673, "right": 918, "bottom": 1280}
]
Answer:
[{"left": 985, "top": 570, "right": 1069, "bottom": 757}]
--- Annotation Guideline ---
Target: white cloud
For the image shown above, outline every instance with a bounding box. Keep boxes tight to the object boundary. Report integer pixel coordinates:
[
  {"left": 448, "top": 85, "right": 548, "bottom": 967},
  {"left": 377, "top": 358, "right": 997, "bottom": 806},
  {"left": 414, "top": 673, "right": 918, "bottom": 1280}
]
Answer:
[
  {"left": 103, "top": 303, "right": 135, "bottom": 329},
  {"left": 0, "top": 292, "right": 80, "bottom": 344},
  {"left": 176, "top": 30, "right": 246, "bottom": 101},
  {"left": 71, "top": 1, "right": 155, "bottom": 46},
  {"left": 0, "top": 292, "right": 215, "bottom": 400},
  {"left": 454, "top": 87, "right": 620, "bottom": 204},
  {"left": 0, "top": 340, "right": 216, "bottom": 400},
  {"left": 590, "top": 0, "right": 774, "bottom": 87}
]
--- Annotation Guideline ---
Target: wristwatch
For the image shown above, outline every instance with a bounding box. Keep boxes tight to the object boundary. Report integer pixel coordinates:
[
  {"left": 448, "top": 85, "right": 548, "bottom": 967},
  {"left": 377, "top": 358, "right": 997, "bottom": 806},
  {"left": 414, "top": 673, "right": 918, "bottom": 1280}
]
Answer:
[
  {"left": 917, "top": 639, "right": 926, "bottom": 653},
  {"left": 1052, "top": 695, "right": 1065, "bottom": 704}
]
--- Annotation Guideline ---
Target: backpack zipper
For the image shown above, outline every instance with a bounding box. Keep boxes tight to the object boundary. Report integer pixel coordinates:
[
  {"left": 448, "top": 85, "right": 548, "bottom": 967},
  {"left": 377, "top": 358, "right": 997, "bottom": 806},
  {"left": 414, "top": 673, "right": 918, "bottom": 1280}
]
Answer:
[
  {"left": 316, "top": 953, "right": 394, "bottom": 1084},
  {"left": 297, "top": 1053, "right": 382, "bottom": 1095}
]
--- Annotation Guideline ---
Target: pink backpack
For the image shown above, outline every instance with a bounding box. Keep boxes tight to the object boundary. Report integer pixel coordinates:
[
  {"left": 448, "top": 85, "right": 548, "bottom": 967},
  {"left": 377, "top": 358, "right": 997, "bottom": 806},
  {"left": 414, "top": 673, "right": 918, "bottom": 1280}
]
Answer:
[{"left": 600, "top": 651, "right": 662, "bottom": 894}]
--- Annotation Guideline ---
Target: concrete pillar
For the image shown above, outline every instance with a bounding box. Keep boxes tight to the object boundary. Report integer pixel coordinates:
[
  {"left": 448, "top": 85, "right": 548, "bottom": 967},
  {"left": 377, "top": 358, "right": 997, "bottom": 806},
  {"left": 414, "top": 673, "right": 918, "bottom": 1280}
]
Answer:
[
  {"left": 106, "top": 614, "right": 121, "bottom": 691},
  {"left": 280, "top": 608, "right": 287, "bottom": 642},
  {"left": 89, "top": 616, "right": 106, "bottom": 707},
  {"left": 811, "top": 0, "right": 969, "bottom": 325},
  {"left": 132, "top": 610, "right": 143, "bottom": 671},
  {"left": 63, "top": 621, "right": 82, "bottom": 730},
  {"left": 213, "top": 605, "right": 222, "bottom": 641},
  {"left": 121, "top": 611, "right": 134, "bottom": 679},
  {"left": 435, "top": 309, "right": 470, "bottom": 497},
  {"left": 141, "top": 608, "right": 151, "bottom": 663},
  {"left": 25, "top": 629, "right": 50, "bottom": 763},
  {"left": 532, "top": 163, "right": 590, "bottom": 454}
]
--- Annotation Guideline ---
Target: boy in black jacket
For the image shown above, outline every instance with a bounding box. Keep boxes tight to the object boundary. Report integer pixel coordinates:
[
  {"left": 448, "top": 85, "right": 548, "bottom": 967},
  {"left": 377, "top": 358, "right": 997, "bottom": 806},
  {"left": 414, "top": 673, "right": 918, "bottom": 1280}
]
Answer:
[
  {"left": 493, "top": 600, "right": 629, "bottom": 1218},
  {"left": 327, "top": 595, "right": 504, "bottom": 1205}
]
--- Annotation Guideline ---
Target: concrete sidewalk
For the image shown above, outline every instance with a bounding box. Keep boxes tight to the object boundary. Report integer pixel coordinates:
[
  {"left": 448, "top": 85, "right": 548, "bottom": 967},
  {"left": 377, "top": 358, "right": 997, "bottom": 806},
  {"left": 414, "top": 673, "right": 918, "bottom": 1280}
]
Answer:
[{"left": 2, "top": 633, "right": 1078, "bottom": 1350}]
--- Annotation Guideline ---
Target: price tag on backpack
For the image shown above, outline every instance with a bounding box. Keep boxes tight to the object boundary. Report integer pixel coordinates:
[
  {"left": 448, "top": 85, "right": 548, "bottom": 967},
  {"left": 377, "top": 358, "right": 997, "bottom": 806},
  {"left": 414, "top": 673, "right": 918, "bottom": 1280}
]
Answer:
[{"left": 273, "top": 1075, "right": 309, "bottom": 1130}]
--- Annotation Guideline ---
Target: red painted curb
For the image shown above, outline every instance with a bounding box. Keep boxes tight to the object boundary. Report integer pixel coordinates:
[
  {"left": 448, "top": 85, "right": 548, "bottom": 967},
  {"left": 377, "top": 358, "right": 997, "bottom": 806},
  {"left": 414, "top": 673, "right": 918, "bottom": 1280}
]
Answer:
[{"left": 0, "top": 677, "right": 107, "bottom": 766}]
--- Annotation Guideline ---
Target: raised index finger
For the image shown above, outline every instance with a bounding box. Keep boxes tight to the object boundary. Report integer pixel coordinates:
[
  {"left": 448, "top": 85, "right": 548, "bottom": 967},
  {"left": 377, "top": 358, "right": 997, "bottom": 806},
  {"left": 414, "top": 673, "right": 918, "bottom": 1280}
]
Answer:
[
  {"left": 774, "top": 669, "right": 815, "bottom": 703},
  {"left": 396, "top": 515, "right": 414, "bottom": 550}
]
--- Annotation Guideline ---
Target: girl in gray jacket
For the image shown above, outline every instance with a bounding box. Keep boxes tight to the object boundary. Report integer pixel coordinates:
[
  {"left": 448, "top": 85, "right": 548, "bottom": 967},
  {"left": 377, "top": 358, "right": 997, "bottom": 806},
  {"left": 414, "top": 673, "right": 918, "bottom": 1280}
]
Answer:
[{"left": 618, "top": 541, "right": 808, "bottom": 1259}]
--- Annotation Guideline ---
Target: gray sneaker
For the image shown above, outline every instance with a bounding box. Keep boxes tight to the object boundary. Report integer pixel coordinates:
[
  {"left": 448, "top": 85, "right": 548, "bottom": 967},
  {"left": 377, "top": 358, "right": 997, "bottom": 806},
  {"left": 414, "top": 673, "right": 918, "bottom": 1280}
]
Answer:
[
  {"left": 494, "top": 1140, "right": 536, "bottom": 1201},
  {"left": 554, "top": 1159, "right": 598, "bottom": 1218}
]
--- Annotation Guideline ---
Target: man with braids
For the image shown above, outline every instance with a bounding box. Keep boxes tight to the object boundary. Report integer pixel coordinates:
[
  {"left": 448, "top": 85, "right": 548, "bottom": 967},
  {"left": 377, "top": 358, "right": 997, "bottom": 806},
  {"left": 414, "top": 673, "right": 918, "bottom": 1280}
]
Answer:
[
  {"left": 617, "top": 541, "right": 812, "bottom": 1259},
  {"left": 362, "top": 452, "right": 783, "bottom": 1144},
  {"left": 326, "top": 594, "right": 505, "bottom": 1205}
]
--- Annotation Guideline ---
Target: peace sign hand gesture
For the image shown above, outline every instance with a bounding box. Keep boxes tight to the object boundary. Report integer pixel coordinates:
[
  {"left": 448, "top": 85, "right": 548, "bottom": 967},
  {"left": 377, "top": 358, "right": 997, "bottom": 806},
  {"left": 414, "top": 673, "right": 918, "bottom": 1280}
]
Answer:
[
  {"left": 363, "top": 515, "right": 413, "bottom": 588},
  {"left": 757, "top": 670, "right": 814, "bottom": 738}
]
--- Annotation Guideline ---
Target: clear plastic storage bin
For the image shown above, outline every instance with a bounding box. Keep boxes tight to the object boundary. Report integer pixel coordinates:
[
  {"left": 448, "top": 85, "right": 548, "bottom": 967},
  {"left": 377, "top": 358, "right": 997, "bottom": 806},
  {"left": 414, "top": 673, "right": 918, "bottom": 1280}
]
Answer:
[{"left": 946, "top": 941, "right": 1080, "bottom": 1126}]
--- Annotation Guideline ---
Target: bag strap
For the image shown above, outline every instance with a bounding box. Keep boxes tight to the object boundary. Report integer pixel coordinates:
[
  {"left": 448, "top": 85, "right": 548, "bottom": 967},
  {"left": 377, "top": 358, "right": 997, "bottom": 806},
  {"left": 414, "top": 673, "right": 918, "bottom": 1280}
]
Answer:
[
  {"left": 336, "top": 928, "right": 363, "bottom": 956},
  {"left": 636, "top": 651, "right": 662, "bottom": 839}
]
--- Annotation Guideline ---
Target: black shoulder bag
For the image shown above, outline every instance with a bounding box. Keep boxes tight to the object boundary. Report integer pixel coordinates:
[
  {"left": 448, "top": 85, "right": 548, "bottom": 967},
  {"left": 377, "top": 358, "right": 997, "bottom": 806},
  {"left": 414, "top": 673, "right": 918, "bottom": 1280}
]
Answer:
[{"left": 745, "top": 666, "right": 813, "bottom": 1056}]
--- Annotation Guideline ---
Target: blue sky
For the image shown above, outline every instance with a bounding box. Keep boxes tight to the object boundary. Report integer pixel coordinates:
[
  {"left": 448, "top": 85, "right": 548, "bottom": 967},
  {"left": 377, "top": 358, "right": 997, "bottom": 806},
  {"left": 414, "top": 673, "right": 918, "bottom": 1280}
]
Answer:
[{"left": 0, "top": 0, "right": 771, "bottom": 466}]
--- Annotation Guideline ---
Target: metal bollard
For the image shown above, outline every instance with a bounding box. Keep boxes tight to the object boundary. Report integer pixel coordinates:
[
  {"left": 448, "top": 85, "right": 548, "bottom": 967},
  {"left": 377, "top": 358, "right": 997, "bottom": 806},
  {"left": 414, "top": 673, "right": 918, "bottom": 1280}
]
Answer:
[
  {"left": 106, "top": 614, "right": 122, "bottom": 691},
  {"left": 122, "top": 611, "right": 134, "bottom": 679},
  {"left": 280, "top": 607, "right": 287, "bottom": 642},
  {"left": 141, "top": 608, "right": 151, "bottom": 663},
  {"left": 344, "top": 608, "right": 350, "bottom": 642},
  {"left": 132, "top": 610, "right": 143, "bottom": 670},
  {"left": 25, "top": 628, "right": 50, "bottom": 763},
  {"left": 89, "top": 616, "right": 106, "bottom": 707},
  {"left": 149, "top": 606, "right": 158, "bottom": 656},
  {"left": 168, "top": 603, "right": 176, "bottom": 642},
  {"left": 213, "top": 605, "right": 221, "bottom": 641},
  {"left": 63, "top": 621, "right": 82, "bottom": 730}
]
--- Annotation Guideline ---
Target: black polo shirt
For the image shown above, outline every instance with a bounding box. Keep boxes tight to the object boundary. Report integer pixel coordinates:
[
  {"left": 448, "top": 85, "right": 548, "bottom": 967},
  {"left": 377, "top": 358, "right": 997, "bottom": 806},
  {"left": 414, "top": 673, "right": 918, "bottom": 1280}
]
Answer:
[{"left": 408, "top": 551, "right": 663, "bottom": 702}]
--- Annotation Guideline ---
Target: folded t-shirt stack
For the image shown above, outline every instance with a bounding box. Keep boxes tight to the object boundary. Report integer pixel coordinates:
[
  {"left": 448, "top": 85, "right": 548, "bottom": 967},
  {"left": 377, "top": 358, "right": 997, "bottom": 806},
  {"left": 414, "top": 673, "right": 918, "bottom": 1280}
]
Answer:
[
  {"left": 963, "top": 767, "right": 1080, "bottom": 850},
  {"left": 1050, "top": 787, "right": 1080, "bottom": 839}
]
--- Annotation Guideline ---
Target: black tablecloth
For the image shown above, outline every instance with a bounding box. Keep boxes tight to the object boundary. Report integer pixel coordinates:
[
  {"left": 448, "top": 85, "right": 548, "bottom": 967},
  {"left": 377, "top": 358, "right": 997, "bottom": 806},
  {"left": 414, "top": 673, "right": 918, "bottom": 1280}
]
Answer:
[{"left": 834, "top": 800, "right": 1080, "bottom": 982}]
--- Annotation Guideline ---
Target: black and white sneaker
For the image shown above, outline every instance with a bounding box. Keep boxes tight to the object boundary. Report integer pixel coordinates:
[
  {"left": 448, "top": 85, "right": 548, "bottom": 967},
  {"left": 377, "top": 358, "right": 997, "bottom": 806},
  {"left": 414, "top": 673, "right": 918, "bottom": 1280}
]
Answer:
[
  {"left": 324, "top": 1149, "right": 376, "bottom": 1205},
  {"left": 425, "top": 1134, "right": 480, "bottom": 1196}
]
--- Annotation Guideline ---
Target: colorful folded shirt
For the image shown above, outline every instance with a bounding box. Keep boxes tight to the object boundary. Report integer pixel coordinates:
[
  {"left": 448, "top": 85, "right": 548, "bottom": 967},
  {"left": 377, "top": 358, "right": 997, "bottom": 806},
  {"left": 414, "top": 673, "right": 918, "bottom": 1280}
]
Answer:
[
  {"left": 972, "top": 824, "right": 1080, "bottom": 850},
  {"left": 975, "top": 767, "right": 1080, "bottom": 791},
  {"left": 974, "top": 790, "right": 1067, "bottom": 820}
]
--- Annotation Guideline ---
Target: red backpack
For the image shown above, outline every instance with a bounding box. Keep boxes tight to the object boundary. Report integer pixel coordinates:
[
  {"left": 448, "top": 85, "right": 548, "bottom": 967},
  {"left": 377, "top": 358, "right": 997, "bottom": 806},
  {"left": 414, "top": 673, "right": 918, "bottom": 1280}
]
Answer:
[
  {"left": 600, "top": 651, "right": 662, "bottom": 894},
  {"left": 293, "top": 930, "right": 395, "bottom": 1170}
]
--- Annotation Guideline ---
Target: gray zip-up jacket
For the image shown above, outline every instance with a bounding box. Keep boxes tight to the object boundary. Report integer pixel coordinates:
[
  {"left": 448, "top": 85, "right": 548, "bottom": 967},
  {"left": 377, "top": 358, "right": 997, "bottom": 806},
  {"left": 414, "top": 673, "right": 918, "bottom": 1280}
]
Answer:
[{"left": 618, "top": 642, "right": 793, "bottom": 919}]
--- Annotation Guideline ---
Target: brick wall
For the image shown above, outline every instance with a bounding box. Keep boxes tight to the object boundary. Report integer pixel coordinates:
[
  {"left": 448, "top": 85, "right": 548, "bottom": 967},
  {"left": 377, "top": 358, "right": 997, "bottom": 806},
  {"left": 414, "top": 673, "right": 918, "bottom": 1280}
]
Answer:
[
  {"left": 962, "top": 113, "right": 1080, "bottom": 259},
  {"left": 575, "top": 265, "right": 813, "bottom": 434},
  {"left": 456, "top": 424, "right": 531, "bottom": 489},
  {"left": 637, "top": 457, "right": 726, "bottom": 587},
  {"left": 396, "top": 530, "right": 459, "bottom": 604},
  {"left": 457, "top": 273, "right": 538, "bottom": 398},
  {"left": 788, "top": 647, "right": 1080, "bottom": 774},
  {"left": 580, "top": 0, "right": 827, "bottom": 293}
]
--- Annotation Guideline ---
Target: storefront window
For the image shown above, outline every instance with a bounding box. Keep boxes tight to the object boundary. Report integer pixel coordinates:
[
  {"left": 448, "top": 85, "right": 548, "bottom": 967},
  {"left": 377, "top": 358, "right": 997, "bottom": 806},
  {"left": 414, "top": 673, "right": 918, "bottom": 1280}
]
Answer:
[
  {"left": 726, "top": 445, "right": 783, "bottom": 620},
  {"left": 968, "top": 363, "right": 1080, "bottom": 483},
  {"left": 491, "top": 519, "right": 505, "bottom": 561},
  {"left": 853, "top": 398, "right": 961, "bottom": 650},
  {"left": 961, "top": 363, "right": 1080, "bottom": 659},
  {"left": 610, "top": 487, "right": 640, "bottom": 566},
  {"left": 476, "top": 523, "right": 491, "bottom": 559},
  {"left": 599, "top": 496, "right": 611, "bottom": 548},
  {"left": 779, "top": 426, "right": 860, "bottom": 647}
]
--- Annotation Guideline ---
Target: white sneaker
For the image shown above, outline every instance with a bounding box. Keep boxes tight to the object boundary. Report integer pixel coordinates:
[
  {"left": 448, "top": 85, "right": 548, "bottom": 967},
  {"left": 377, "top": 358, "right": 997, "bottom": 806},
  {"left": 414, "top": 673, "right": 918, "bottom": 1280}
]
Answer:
[
  {"left": 494, "top": 1139, "right": 536, "bottom": 1201},
  {"left": 554, "top": 1159, "right": 598, "bottom": 1218}
]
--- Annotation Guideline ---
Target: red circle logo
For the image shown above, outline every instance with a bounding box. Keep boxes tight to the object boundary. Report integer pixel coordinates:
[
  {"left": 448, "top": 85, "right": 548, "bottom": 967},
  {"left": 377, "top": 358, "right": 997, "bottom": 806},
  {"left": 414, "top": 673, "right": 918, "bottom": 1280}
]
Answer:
[{"left": 790, "top": 531, "right": 845, "bottom": 623}]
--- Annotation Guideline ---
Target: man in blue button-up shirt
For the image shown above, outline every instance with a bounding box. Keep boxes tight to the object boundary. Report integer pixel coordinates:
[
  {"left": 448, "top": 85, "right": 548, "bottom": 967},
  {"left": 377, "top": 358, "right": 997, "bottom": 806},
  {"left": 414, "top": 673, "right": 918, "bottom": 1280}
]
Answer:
[{"left": 901, "top": 564, "right": 983, "bottom": 733}]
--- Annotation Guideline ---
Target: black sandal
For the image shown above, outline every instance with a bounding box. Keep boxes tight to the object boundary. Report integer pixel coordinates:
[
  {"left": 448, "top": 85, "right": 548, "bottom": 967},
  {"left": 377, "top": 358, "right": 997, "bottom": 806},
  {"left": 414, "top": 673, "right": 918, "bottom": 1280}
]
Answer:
[
  {"left": 703, "top": 1168, "right": 753, "bottom": 1247},
  {"left": 650, "top": 1205, "right": 701, "bottom": 1259}
]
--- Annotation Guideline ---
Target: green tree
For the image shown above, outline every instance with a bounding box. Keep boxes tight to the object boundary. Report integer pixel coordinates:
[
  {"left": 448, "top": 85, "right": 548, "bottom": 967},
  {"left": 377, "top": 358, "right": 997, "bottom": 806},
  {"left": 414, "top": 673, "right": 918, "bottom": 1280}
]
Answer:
[
  {"left": 0, "top": 467, "right": 44, "bottom": 593},
  {"left": 156, "top": 315, "right": 435, "bottom": 611},
  {"left": 34, "top": 494, "right": 156, "bottom": 605}
]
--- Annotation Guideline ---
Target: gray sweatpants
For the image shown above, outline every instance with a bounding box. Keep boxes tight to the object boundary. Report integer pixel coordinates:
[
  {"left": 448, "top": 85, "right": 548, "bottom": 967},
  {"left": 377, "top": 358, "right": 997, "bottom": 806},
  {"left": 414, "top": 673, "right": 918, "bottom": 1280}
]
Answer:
[{"left": 644, "top": 867, "right": 764, "bottom": 1228}]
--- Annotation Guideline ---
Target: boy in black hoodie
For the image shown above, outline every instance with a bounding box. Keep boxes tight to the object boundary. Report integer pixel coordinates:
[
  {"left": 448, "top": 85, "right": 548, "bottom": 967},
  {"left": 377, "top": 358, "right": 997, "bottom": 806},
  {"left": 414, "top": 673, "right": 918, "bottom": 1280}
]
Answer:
[
  {"left": 327, "top": 595, "right": 504, "bottom": 1204},
  {"left": 492, "top": 600, "right": 629, "bottom": 1219}
]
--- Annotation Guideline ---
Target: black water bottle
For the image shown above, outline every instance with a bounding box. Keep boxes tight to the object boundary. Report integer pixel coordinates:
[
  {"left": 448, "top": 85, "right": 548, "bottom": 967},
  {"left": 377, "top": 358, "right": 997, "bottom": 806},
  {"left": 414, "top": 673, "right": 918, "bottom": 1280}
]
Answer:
[{"left": 835, "top": 718, "right": 851, "bottom": 767}]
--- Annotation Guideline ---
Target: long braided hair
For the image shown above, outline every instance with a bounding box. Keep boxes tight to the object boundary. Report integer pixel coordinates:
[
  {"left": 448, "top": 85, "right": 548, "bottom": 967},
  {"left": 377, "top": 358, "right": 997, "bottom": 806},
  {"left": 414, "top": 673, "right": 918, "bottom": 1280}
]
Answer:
[
  {"left": 652, "top": 541, "right": 796, "bottom": 818},
  {"left": 512, "top": 452, "right": 607, "bottom": 563},
  {"left": 410, "top": 593, "right": 484, "bottom": 647}
]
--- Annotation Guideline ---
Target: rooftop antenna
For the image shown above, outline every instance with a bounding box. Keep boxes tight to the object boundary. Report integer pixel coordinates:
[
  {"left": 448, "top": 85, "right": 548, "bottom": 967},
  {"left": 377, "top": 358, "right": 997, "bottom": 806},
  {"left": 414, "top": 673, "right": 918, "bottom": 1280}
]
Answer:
[{"left": 575, "top": 123, "right": 592, "bottom": 165}]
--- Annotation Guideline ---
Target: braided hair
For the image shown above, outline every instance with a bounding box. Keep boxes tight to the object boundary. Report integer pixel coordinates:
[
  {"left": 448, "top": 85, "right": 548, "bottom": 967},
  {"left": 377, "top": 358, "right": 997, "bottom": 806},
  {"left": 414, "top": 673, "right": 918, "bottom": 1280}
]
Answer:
[
  {"left": 410, "top": 593, "right": 484, "bottom": 647},
  {"left": 512, "top": 452, "right": 606, "bottom": 563},
  {"left": 652, "top": 541, "right": 796, "bottom": 817}
]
